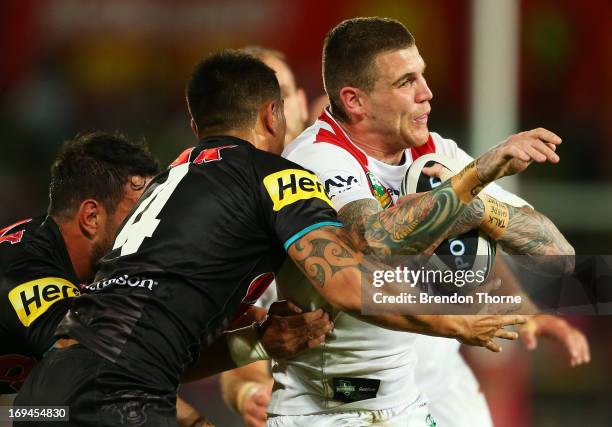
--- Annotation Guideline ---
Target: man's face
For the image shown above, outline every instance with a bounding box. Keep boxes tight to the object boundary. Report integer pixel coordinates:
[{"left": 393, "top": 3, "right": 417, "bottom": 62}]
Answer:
[
  {"left": 91, "top": 176, "right": 152, "bottom": 265},
  {"left": 262, "top": 55, "right": 307, "bottom": 145},
  {"left": 362, "top": 46, "right": 433, "bottom": 149}
]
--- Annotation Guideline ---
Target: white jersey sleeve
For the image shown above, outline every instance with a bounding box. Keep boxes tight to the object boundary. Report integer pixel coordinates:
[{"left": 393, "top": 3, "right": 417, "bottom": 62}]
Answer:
[{"left": 283, "top": 138, "right": 375, "bottom": 211}]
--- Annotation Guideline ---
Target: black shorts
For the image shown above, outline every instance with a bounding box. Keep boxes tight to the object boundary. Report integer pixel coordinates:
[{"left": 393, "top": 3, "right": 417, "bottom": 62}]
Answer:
[{"left": 14, "top": 345, "right": 177, "bottom": 427}]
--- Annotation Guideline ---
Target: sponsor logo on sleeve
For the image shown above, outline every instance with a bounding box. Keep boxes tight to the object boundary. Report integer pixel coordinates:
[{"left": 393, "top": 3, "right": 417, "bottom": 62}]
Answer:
[
  {"left": 324, "top": 175, "right": 358, "bottom": 199},
  {"left": 8, "top": 277, "right": 79, "bottom": 327},
  {"left": 263, "top": 169, "right": 333, "bottom": 211}
]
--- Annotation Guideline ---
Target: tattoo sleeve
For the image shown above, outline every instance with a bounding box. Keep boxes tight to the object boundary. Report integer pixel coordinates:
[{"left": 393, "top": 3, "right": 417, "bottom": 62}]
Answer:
[
  {"left": 500, "top": 206, "right": 574, "bottom": 256},
  {"left": 287, "top": 226, "right": 481, "bottom": 325},
  {"left": 441, "top": 196, "right": 575, "bottom": 273},
  {"left": 337, "top": 180, "right": 468, "bottom": 261}
]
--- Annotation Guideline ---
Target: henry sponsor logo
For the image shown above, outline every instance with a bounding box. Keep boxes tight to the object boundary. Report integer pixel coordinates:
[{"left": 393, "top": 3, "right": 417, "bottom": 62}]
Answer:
[
  {"left": 8, "top": 277, "right": 79, "bottom": 327},
  {"left": 324, "top": 175, "right": 357, "bottom": 198},
  {"left": 263, "top": 169, "right": 333, "bottom": 211},
  {"left": 84, "top": 274, "right": 159, "bottom": 292}
]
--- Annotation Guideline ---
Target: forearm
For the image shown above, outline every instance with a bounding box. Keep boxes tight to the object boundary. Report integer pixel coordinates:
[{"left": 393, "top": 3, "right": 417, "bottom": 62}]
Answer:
[
  {"left": 501, "top": 205, "right": 574, "bottom": 256},
  {"left": 364, "top": 180, "right": 466, "bottom": 257},
  {"left": 220, "top": 361, "right": 272, "bottom": 412},
  {"left": 444, "top": 194, "right": 575, "bottom": 273},
  {"left": 340, "top": 161, "right": 487, "bottom": 262},
  {"left": 289, "top": 226, "right": 462, "bottom": 330},
  {"left": 349, "top": 311, "right": 460, "bottom": 337},
  {"left": 448, "top": 196, "right": 573, "bottom": 254}
]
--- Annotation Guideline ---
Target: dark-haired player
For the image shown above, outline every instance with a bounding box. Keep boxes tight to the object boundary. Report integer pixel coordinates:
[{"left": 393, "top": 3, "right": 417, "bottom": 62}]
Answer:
[
  {"left": 15, "top": 50, "right": 549, "bottom": 426},
  {"left": 219, "top": 46, "right": 310, "bottom": 427},
  {"left": 0, "top": 131, "right": 159, "bottom": 396}
]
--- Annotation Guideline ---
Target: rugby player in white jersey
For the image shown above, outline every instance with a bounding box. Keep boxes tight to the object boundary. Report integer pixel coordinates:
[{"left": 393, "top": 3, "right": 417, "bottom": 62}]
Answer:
[{"left": 268, "top": 17, "right": 588, "bottom": 426}]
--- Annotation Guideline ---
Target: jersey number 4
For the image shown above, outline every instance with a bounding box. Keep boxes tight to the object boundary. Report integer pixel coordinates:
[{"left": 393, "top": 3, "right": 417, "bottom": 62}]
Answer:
[
  {"left": 113, "top": 145, "right": 237, "bottom": 256},
  {"left": 113, "top": 163, "right": 190, "bottom": 256}
]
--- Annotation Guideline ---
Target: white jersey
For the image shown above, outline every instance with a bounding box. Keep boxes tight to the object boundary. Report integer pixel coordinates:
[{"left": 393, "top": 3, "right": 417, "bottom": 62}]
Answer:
[{"left": 269, "top": 108, "right": 528, "bottom": 418}]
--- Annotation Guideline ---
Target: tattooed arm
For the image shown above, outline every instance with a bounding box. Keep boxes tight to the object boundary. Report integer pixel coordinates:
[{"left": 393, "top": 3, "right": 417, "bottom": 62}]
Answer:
[
  {"left": 445, "top": 198, "right": 574, "bottom": 257},
  {"left": 284, "top": 128, "right": 561, "bottom": 350},
  {"left": 338, "top": 182, "right": 466, "bottom": 261},
  {"left": 422, "top": 170, "right": 574, "bottom": 273},
  {"left": 340, "top": 127, "right": 567, "bottom": 262},
  {"left": 287, "top": 225, "right": 526, "bottom": 352}
]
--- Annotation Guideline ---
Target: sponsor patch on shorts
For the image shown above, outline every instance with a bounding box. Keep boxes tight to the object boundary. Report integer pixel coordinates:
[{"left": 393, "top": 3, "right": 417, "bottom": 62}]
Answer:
[
  {"left": 263, "top": 169, "right": 332, "bottom": 211},
  {"left": 8, "top": 277, "right": 79, "bottom": 327},
  {"left": 332, "top": 377, "right": 380, "bottom": 403}
]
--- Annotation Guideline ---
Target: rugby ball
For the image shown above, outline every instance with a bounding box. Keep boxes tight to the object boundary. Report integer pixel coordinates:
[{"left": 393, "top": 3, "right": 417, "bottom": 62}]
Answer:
[{"left": 400, "top": 153, "right": 496, "bottom": 294}]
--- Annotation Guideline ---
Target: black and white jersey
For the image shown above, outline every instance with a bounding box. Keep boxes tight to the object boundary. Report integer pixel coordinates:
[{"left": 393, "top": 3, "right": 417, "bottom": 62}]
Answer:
[
  {"left": 57, "top": 136, "right": 341, "bottom": 388},
  {"left": 0, "top": 216, "right": 79, "bottom": 394}
]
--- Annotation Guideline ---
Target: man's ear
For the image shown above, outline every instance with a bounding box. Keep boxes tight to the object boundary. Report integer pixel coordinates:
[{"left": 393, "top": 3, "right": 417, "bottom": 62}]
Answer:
[
  {"left": 260, "top": 99, "right": 285, "bottom": 138},
  {"left": 190, "top": 118, "right": 199, "bottom": 138},
  {"left": 77, "top": 199, "right": 101, "bottom": 239},
  {"left": 339, "top": 87, "right": 365, "bottom": 120}
]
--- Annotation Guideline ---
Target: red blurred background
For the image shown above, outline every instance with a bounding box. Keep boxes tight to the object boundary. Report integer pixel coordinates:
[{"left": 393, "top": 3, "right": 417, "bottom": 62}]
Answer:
[{"left": 1, "top": 1, "right": 610, "bottom": 425}]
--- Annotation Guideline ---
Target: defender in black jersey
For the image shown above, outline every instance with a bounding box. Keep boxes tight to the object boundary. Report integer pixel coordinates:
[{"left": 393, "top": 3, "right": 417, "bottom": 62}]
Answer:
[
  {"left": 0, "top": 132, "right": 159, "bottom": 396},
  {"left": 17, "top": 51, "right": 531, "bottom": 426},
  {"left": 0, "top": 217, "right": 77, "bottom": 395}
]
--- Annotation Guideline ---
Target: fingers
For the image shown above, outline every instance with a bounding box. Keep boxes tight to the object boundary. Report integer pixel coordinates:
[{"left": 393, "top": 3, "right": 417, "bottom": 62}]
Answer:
[
  {"left": 523, "top": 144, "right": 549, "bottom": 163},
  {"left": 504, "top": 144, "right": 531, "bottom": 163},
  {"left": 520, "top": 319, "right": 539, "bottom": 350},
  {"left": 493, "top": 329, "right": 519, "bottom": 341},
  {"left": 278, "top": 308, "right": 326, "bottom": 328},
  {"left": 292, "top": 333, "right": 326, "bottom": 355},
  {"left": 497, "top": 314, "right": 527, "bottom": 327},
  {"left": 528, "top": 128, "right": 562, "bottom": 146},
  {"left": 243, "top": 387, "right": 269, "bottom": 427},
  {"left": 527, "top": 139, "right": 560, "bottom": 163},
  {"left": 273, "top": 312, "right": 332, "bottom": 357},
  {"left": 521, "top": 329, "right": 538, "bottom": 350},
  {"left": 251, "top": 390, "right": 271, "bottom": 407},
  {"left": 565, "top": 328, "right": 591, "bottom": 367},
  {"left": 422, "top": 164, "right": 454, "bottom": 181},
  {"left": 304, "top": 313, "right": 334, "bottom": 337},
  {"left": 521, "top": 128, "right": 561, "bottom": 163},
  {"left": 268, "top": 300, "right": 303, "bottom": 316},
  {"left": 422, "top": 164, "right": 443, "bottom": 177},
  {"left": 244, "top": 412, "right": 267, "bottom": 427},
  {"left": 484, "top": 340, "right": 502, "bottom": 352}
]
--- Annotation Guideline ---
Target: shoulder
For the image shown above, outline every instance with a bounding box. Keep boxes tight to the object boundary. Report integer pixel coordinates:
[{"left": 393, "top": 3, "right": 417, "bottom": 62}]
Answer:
[
  {"left": 430, "top": 132, "right": 460, "bottom": 156},
  {"left": 0, "top": 217, "right": 45, "bottom": 272},
  {"left": 2, "top": 218, "right": 74, "bottom": 283},
  {"left": 251, "top": 145, "right": 310, "bottom": 176},
  {"left": 283, "top": 123, "right": 364, "bottom": 175}
]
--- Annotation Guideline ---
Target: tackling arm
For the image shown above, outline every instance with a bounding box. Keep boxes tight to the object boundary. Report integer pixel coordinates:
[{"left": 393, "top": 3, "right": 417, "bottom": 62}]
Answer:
[{"left": 181, "top": 301, "right": 332, "bottom": 382}]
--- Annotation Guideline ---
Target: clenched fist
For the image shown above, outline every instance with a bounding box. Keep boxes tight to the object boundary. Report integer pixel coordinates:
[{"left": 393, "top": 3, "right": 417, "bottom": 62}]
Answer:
[{"left": 259, "top": 300, "right": 333, "bottom": 359}]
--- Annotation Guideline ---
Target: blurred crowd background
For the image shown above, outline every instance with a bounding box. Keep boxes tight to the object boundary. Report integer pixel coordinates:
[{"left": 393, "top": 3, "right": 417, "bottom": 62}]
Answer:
[{"left": 1, "top": 0, "right": 610, "bottom": 426}]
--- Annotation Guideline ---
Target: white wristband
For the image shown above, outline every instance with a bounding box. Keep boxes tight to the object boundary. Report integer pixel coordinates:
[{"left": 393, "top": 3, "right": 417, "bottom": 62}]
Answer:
[{"left": 227, "top": 323, "right": 270, "bottom": 367}]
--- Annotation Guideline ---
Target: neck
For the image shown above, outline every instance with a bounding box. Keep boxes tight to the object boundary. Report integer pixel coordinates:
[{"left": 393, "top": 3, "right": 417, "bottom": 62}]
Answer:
[
  {"left": 335, "top": 118, "right": 405, "bottom": 165},
  {"left": 54, "top": 216, "right": 92, "bottom": 282}
]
